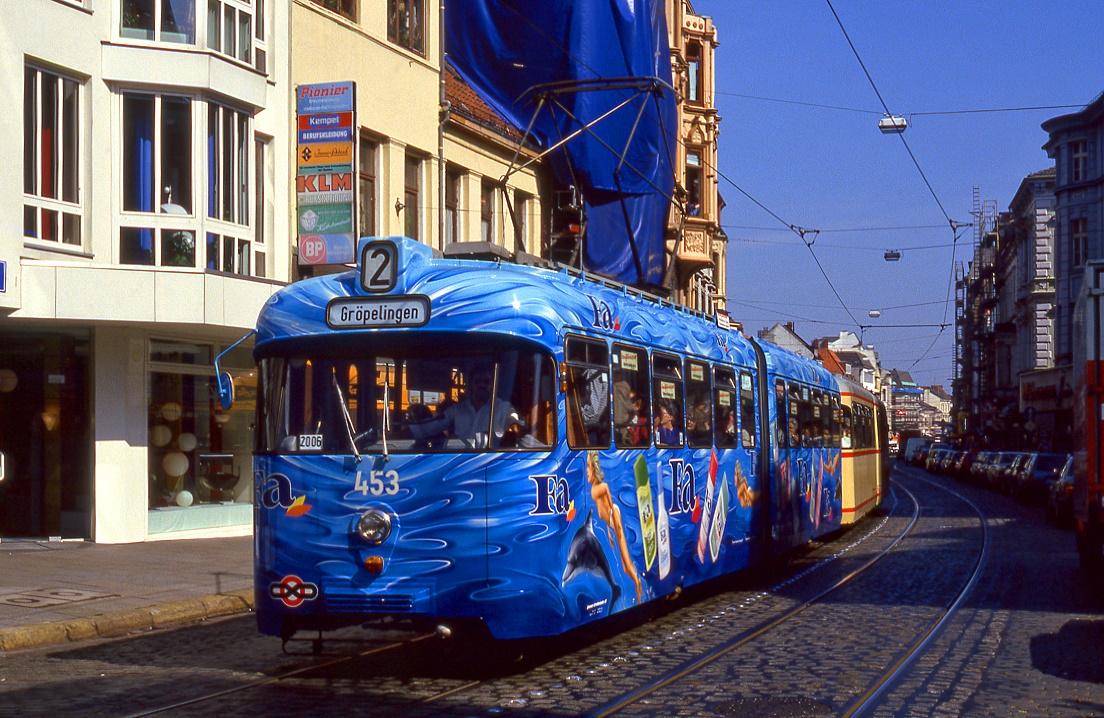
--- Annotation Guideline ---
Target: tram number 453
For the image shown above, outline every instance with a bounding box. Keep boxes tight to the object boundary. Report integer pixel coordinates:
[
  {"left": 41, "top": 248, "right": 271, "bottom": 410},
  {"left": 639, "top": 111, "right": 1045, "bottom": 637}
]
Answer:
[{"left": 354, "top": 469, "right": 399, "bottom": 496}]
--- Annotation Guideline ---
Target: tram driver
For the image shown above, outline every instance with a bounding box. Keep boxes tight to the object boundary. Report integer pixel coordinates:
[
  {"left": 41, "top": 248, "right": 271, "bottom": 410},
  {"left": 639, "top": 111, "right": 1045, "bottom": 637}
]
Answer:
[{"left": 407, "top": 363, "right": 530, "bottom": 448}]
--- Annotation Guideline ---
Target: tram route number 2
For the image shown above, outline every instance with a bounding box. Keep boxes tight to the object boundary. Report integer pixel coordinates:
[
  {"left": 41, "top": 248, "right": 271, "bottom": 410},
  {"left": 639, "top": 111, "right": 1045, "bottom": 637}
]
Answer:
[
  {"left": 354, "top": 469, "right": 400, "bottom": 496},
  {"left": 360, "top": 241, "right": 397, "bottom": 293}
]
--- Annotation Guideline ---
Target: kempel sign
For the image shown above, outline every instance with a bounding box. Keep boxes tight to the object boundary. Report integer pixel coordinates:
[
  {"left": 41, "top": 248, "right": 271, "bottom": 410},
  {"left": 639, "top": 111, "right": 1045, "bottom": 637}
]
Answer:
[{"left": 296, "top": 82, "right": 356, "bottom": 266}]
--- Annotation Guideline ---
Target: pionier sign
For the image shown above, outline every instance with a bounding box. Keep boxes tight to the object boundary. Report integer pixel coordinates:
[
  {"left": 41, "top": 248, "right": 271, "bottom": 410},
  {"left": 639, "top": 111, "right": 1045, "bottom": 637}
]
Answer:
[{"left": 296, "top": 81, "right": 356, "bottom": 267}]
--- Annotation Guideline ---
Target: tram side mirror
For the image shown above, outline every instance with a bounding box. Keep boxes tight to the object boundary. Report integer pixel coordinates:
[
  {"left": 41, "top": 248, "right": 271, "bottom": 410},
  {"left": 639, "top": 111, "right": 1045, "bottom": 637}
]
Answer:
[
  {"left": 217, "top": 372, "right": 235, "bottom": 410},
  {"left": 213, "top": 329, "right": 256, "bottom": 412}
]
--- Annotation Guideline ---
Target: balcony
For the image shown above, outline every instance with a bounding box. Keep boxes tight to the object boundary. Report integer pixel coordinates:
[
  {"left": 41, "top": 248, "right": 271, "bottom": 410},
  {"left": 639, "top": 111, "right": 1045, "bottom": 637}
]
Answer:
[{"left": 675, "top": 227, "right": 714, "bottom": 270}]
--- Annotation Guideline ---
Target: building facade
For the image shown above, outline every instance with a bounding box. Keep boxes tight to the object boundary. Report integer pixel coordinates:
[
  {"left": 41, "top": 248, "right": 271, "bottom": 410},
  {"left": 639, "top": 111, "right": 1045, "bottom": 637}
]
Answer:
[
  {"left": 1, "top": 0, "right": 291, "bottom": 542},
  {"left": 2, "top": 0, "right": 725, "bottom": 543},
  {"left": 667, "top": 1, "right": 727, "bottom": 315},
  {"left": 1043, "top": 92, "right": 1104, "bottom": 368}
]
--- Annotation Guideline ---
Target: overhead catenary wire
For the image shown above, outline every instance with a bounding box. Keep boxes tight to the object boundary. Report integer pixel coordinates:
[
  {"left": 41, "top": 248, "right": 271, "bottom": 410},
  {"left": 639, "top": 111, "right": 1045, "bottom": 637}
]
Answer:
[
  {"left": 472, "top": 2, "right": 956, "bottom": 380},
  {"left": 731, "top": 236, "right": 960, "bottom": 251},
  {"left": 825, "top": 0, "right": 954, "bottom": 226},
  {"left": 717, "top": 89, "right": 1082, "bottom": 120},
  {"left": 825, "top": 0, "right": 972, "bottom": 381}
]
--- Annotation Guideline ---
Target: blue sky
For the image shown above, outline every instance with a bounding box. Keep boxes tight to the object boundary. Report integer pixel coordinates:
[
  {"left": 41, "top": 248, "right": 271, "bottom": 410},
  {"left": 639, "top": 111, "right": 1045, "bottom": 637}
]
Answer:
[{"left": 691, "top": 0, "right": 1104, "bottom": 388}]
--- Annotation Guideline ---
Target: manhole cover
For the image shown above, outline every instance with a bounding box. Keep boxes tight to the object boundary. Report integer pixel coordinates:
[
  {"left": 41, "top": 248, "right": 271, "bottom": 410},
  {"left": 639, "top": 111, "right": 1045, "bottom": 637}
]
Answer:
[
  {"left": 710, "top": 697, "right": 833, "bottom": 718},
  {"left": 0, "top": 588, "right": 115, "bottom": 608}
]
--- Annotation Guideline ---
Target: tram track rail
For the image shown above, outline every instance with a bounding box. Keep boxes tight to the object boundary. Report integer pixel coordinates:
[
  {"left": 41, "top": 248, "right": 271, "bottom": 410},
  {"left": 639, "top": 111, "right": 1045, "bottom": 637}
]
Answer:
[
  {"left": 117, "top": 633, "right": 442, "bottom": 718},
  {"left": 112, "top": 469, "right": 989, "bottom": 718},
  {"left": 112, "top": 489, "right": 911, "bottom": 718},
  {"left": 586, "top": 470, "right": 989, "bottom": 718}
]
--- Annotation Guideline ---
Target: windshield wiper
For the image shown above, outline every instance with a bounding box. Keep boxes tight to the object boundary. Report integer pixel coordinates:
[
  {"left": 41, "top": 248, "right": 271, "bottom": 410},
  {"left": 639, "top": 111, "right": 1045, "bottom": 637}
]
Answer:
[
  {"left": 331, "top": 369, "right": 362, "bottom": 462},
  {"left": 381, "top": 365, "right": 391, "bottom": 460}
]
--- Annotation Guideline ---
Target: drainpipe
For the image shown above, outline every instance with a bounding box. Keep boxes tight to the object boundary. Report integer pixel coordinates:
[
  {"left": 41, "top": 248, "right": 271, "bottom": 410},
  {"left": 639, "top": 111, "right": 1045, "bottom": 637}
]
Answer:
[{"left": 437, "top": 0, "right": 448, "bottom": 250}]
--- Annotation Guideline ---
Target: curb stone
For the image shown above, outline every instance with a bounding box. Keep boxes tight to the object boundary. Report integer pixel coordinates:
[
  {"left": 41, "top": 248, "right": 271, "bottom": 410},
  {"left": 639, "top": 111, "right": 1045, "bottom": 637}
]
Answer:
[{"left": 0, "top": 588, "right": 254, "bottom": 652}]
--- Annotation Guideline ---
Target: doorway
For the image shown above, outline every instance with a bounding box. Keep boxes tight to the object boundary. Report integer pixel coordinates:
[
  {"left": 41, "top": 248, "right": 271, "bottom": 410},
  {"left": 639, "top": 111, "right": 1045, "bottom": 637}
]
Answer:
[{"left": 0, "top": 333, "right": 91, "bottom": 539}]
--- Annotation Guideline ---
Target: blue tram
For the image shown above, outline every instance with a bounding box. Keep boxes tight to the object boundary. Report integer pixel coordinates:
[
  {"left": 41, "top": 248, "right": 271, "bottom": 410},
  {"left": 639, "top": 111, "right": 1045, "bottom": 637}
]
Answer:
[{"left": 245, "top": 237, "right": 871, "bottom": 640}]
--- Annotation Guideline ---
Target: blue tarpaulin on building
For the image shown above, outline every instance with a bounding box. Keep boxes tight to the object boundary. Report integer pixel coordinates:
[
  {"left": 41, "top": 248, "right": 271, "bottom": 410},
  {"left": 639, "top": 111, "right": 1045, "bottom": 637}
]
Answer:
[{"left": 445, "top": 0, "right": 677, "bottom": 286}]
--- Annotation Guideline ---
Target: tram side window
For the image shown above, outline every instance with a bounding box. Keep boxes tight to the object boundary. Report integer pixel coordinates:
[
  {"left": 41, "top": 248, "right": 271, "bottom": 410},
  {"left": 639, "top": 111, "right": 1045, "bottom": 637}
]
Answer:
[
  {"left": 829, "top": 395, "right": 841, "bottom": 448},
  {"left": 714, "top": 367, "right": 737, "bottom": 448},
  {"left": 811, "top": 390, "right": 826, "bottom": 446},
  {"left": 776, "top": 379, "right": 791, "bottom": 448},
  {"left": 792, "top": 383, "right": 815, "bottom": 448},
  {"left": 841, "top": 405, "right": 854, "bottom": 448},
  {"left": 653, "top": 353, "right": 684, "bottom": 447},
  {"left": 613, "top": 345, "right": 650, "bottom": 448},
  {"left": 564, "top": 337, "right": 611, "bottom": 449},
  {"left": 686, "top": 359, "right": 712, "bottom": 447},
  {"left": 851, "top": 404, "right": 867, "bottom": 450},
  {"left": 739, "top": 371, "right": 756, "bottom": 448}
]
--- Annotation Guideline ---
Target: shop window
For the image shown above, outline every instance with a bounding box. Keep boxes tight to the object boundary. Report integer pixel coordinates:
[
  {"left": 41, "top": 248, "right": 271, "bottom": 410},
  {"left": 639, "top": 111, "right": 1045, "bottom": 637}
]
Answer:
[{"left": 148, "top": 341, "right": 255, "bottom": 516}]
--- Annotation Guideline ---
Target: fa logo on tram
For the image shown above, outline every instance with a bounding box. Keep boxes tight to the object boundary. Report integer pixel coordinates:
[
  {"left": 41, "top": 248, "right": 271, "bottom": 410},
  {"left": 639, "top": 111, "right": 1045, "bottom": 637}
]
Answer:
[
  {"left": 530, "top": 474, "right": 570, "bottom": 516},
  {"left": 667, "top": 458, "right": 696, "bottom": 515},
  {"left": 588, "top": 296, "right": 619, "bottom": 331}
]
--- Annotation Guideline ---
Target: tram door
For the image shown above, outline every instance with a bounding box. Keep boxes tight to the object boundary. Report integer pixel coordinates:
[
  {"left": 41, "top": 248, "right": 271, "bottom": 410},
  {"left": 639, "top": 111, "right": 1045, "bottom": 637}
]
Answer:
[{"left": 0, "top": 335, "right": 91, "bottom": 539}]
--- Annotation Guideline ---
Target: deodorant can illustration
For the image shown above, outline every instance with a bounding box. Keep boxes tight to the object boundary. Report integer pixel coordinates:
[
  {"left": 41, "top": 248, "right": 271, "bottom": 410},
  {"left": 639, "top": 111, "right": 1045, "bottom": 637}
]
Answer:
[
  {"left": 709, "top": 471, "right": 729, "bottom": 562},
  {"left": 634, "top": 455, "right": 657, "bottom": 571},
  {"left": 697, "top": 449, "right": 718, "bottom": 563},
  {"left": 656, "top": 461, "right": 671, "bottom": 580}
]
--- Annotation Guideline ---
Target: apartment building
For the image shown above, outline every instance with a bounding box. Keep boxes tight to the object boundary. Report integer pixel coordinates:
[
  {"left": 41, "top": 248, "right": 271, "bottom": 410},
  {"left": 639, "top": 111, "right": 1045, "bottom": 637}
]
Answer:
[
  {"left": 667, "top": 0, "right": 727, "bottom": 314},
  {"left": 1, "top": 0, "right": 291, "bottom": 542},
  {"left": 1, "top": 0, "right": 726, "bottom": 543}
]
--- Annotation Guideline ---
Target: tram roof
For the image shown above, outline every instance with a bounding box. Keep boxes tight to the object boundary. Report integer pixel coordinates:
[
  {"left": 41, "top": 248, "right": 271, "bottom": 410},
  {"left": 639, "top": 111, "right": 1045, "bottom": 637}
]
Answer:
[
  {"left": 755, "top": 339, "right": 839, "bottom": 391},
  {"left": 255, "top": 237, "right": 757, "bottom": 366}
]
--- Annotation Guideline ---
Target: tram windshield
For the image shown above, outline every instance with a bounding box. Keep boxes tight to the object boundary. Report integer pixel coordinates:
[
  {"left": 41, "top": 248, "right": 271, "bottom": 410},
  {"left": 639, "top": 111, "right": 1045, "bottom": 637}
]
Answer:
[{"left": 255, "top": 341, "right": 557, "bottom": 454}]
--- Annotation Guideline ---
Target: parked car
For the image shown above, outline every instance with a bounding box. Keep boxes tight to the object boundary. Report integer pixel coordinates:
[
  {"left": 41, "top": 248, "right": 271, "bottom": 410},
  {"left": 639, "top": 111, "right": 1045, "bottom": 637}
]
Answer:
[
  {"left": 1015, "top": 452, "right": 1070, "bottom": 505},
  {"left": 902, "top": 437, "right": 933, "bottom": 463},
  {"left": 986, "top": 452, "right": 1020, "bottom": 491},
  {"left": 1047, "top": 455, "right": 1075, "bottom": 526},
  {"left": 913, "top": 446, "right": 931, "bottom": 467},
  {"left": 970, "top": 451, "right": 997, "bottom": 484},
  {"left": 927, "top": 448, "right": 950, "bottom": 472},
  {"left": 953, "top": 450, "right": 979, "bottom": 481},
  {"left": 1001, "top": 452, "right": 1032, "bottom": 494}
]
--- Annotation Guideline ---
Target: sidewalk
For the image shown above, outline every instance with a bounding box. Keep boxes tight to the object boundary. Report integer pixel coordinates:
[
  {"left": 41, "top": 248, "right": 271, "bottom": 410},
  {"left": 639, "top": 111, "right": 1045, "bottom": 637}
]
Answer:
[{"left": 0, "top": 535, "right": 253, "bottom": 652}]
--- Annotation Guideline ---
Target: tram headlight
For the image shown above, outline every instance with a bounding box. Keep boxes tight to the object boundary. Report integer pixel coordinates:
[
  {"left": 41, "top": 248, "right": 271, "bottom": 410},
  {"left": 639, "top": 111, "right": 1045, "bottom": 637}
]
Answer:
[{"left": 355, "top": 509, "right": 393, "bottom": 545}]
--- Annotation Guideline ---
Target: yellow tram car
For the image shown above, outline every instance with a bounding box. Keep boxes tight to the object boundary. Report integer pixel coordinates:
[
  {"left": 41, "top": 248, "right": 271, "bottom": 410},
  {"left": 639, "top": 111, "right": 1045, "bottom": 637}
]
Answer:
[{"left": 837, "top": 375, "right": 888, "bottom": 524}]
